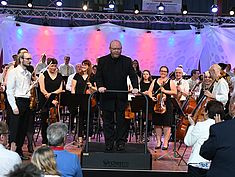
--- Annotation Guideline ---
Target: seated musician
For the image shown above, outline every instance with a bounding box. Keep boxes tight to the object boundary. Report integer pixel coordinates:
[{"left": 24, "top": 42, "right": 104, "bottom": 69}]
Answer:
[
  {"left": 71, "top": 59, "right": 96, "bottom": 147},
  {"left": 184, "top": 100, "right": 225, "bottom": 177},
  {"left": 38, "top": 58, "right": 64, "bottom": 145}
]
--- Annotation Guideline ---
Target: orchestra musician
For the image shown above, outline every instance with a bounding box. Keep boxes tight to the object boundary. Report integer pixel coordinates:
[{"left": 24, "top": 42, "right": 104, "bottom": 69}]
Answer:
[
  {"left": 197, "top": 71, "right": 213, "bottom": 102},
  {"left": 148, "top": 66, "right": 177, "bottom": 150},
  {"left": 38, "top": 58, "right": 64, "bottom": 145},
  {"left": 204, "top": 64, "right": 229, "bottom": 106},
  {"left": 173, "top": 67, "right": 189, "bottom": 103},
  {"left": 6, "top": 51, "right": 32, "bottom": 160},
  {"left": 71, "top": 59, "right": 97, "bottom": 146}
]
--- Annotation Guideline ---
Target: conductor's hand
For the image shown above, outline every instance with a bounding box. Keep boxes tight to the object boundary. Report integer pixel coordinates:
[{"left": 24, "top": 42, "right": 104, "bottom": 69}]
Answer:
[
  {"left": 98, "top": 87, "right": 106, "bottom": 93},
  {"left": 187, "top": 114, "right": 195, "bottom": 126},
  {"left": 131, "top": 88, "right": 139, "bottom": 95}
]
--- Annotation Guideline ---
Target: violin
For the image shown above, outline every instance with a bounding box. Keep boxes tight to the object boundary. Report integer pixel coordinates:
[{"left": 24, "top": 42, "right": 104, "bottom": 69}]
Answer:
[
  {"left": 176, "top": 80, "right": 182, "bottom": 101},
  {"left": 29, "top": 87, "right": 38, "bottom": 110},
  {"left": 48, "top": 94, "right": 60, "bottom": 124},
  {"left": 84, "top": 78, "right": 97, "bottom": 108},
  {"left": 125, "top": 102, "right": 135, "bottom": 119},
  {"left": 153, "top": 81, "right": 167, "bottom": 114}
]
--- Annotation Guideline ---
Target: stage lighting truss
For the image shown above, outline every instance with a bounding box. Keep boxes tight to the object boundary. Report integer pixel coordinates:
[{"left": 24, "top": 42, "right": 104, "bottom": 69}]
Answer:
[{"left": 1, "top": 6, "right": 235, "bottom": 26}]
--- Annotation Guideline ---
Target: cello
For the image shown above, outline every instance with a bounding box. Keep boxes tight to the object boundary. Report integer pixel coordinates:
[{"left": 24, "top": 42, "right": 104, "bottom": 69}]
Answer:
[{"left": 176, "top": 79, "right": 216, "bottom": 141}]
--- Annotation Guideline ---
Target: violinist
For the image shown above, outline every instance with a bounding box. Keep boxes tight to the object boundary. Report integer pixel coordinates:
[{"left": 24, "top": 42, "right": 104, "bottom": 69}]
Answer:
[
  {"left": 38, "top": 58, "right": 64, "bottom": 145},
  {"left": 173, "top": 67, "right": 189, "bottom": 103},
  {"left": 188, "top": 69, "right": 200, "bottom": 92},
  {"left": 148, "top": 66, "right": 177, "bottom": 150},
  {"left": 71, "top": 59, "right": 96, "bottom": 147},
  {"left": 184, "top": 100, "right": 225, "bottom": 177},
  {"left": 204, "top": 64, "right": 229, "bottom": 106}
]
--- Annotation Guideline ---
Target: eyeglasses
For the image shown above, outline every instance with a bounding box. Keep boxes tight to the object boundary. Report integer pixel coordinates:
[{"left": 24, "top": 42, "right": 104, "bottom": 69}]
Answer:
[
  {"left": 23, "top": 58, "right": 32, "bottom": 60},
  {"left": 110, "top": 48, "right": 122, "bottom": 51},
  {"left": 204, "top": 76, "right": 211, "bottom": 78}
]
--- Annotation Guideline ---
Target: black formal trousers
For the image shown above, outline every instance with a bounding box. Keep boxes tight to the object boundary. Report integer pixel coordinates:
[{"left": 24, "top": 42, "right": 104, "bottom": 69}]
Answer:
[
  {"left": 103, "top": 109, "right": 130, "bottom": 147},
  {"left": 8, "top": 97, "right": 30, "bottom": 154}
]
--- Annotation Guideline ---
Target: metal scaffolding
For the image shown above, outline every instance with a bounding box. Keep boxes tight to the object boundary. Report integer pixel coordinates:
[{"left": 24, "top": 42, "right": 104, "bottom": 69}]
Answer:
[{"left": 1, "top": 6, "right": 235, "bottom": 25}]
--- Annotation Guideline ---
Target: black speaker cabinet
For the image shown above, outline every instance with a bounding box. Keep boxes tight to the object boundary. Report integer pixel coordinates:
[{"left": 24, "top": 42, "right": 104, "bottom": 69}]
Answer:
[{"left": 81, "top": 142, "right": 152, "bottom": 170}]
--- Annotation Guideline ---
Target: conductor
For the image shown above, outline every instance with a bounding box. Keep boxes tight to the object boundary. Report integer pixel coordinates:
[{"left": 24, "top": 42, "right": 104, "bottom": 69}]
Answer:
[{"left": 96, "top": 40, "right": 138, "bottom": 151}]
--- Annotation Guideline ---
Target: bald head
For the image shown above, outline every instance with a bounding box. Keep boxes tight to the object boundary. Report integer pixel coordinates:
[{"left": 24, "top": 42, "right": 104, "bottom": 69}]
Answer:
[
  {"left": 209, "top": 64, "right": 221, "bottom": 80},
  {"left": 109, "top": 40, "right": 122, "bottom": 59}
]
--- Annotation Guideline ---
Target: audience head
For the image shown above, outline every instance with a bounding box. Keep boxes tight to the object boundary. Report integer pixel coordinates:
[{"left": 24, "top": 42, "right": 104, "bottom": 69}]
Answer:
[
  {"left": 205, "top": 100, "right": 225, "bottom": 120},
  {"left": 0, "top": 121, "right": 9, "bottom": 146},
  {"left": 6, "top": 163, "right": 42, "bottom": 177},
  {"left": 31, "top": 146, "right": 60, "bottom": 176},
  {"left": 47, "top": 122, "right": 68, "bottom": 146},
  {"left": 109, "top": 40, "right": 122, "bottom": 59}
]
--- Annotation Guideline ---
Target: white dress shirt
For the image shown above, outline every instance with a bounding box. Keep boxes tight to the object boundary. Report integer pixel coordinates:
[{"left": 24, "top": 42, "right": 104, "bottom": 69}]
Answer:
[
  {"left": 66, "top": 73, "right": 76, "bottom": 91},
  {"left": 184, "top": 118, "right": 215, "bottom": 169},
  {"left": 59, "top": 63, "right": 75, "bottom": 76},
  {"left": 6, "top": 65, "right": 31, "bottom": 110},
  {"left": 0, "top": 144, "right": 22, "bottom": 176},
  {"left": 212, "top": 77, "right": 229, "bottom": 106},
  {"left": 173, "top": 79, "right": 189, "bottom": 101}
]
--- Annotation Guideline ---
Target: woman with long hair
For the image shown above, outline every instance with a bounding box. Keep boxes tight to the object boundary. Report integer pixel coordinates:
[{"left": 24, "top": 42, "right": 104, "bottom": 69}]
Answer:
[
  {"left": 31, "top": 146, "right": 60, "bottom": 177},
  {"left": 71, "top": 59, "right": 96, "bottom": 147}
]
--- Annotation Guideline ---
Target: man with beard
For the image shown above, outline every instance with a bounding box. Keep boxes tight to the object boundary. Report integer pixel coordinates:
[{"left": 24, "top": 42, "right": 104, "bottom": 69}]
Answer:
[{"left": 6, "top": 51, "right": 32, "bottom": 160}]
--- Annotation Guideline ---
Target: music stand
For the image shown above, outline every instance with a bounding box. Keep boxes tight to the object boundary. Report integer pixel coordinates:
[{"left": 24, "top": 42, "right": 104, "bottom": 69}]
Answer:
[
  {"left": 157, "top": 98, "right": 186, "bottom": 163},
  {"left": 130, "top": 96, "right": 153, "bottom": 142}
]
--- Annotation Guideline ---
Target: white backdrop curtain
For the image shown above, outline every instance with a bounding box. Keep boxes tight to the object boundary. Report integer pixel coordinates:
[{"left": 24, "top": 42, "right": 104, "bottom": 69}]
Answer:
[{"left": 0, "top": 17, "right": 234, "bottom": 75}]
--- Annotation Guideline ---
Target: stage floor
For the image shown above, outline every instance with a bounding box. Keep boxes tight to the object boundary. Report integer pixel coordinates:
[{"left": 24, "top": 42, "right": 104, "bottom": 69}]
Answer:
[{"left": 24, "top": 133, "right": 190, "bottom": 173}]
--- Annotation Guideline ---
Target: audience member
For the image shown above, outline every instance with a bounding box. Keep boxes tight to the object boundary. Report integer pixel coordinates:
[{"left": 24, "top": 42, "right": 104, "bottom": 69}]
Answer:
[
  {"left": 31, "top": 145, "right": 60, "bottom": 177},
  {"left": 6, "top": 163, "right": 42, "bottom": 177},
  {"left": 47, "top": 122, "right": 83, "bottom": 177},
  {"left": 0, "top": 121, "right": 22, "bottom": 176},
  {"left": 200, "top": 95, "right": 235, "bottom": 177}
]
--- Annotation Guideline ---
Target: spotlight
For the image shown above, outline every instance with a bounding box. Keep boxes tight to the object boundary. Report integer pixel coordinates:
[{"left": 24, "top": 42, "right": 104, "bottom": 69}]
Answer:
[
  {"left": 82, "top": 1, "right": 88, "bottom": 11},
  {"left": 157, "top": 2, "right": 165, "bottom": 11},
  {"left": 56, "top": 0, "right": 63, "bottom": 7},
  {"left": 211, "top": 4, "right": 218, "bottom": 13},
  {"left": 134, "top": 4, "right": 140, "bottom": 14},
  {"left": 181, "top": 5, "right": 188, "bottom": 15},
  {"left": 229, "top": 7, "right": 235, "bottom": 16},
  {"left": 27, "top": 0, "right": 33, "bottom": 8},
  {"left": 108, "top": 0, "right": 115, "bottom": 9},
  {"left": 1, "top": 0, "right": 8, "bottom": 6}
]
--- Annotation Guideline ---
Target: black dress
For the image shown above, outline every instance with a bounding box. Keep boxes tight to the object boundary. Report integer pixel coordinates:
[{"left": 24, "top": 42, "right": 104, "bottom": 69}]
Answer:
[
  {"left": 73, "top": 73, "right": 95, "bottom": 137},
  {"left": 152, "top": 79, "right": 173, "bottom": 126},
  {"left": 39, "top": 70, "right": 63, "bottom": 144}
]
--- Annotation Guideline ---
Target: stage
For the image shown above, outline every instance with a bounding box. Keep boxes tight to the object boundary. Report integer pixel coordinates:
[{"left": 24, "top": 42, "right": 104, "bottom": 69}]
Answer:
[{"left": 27, "top": 133, "right": 190, "bottom": 177}]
